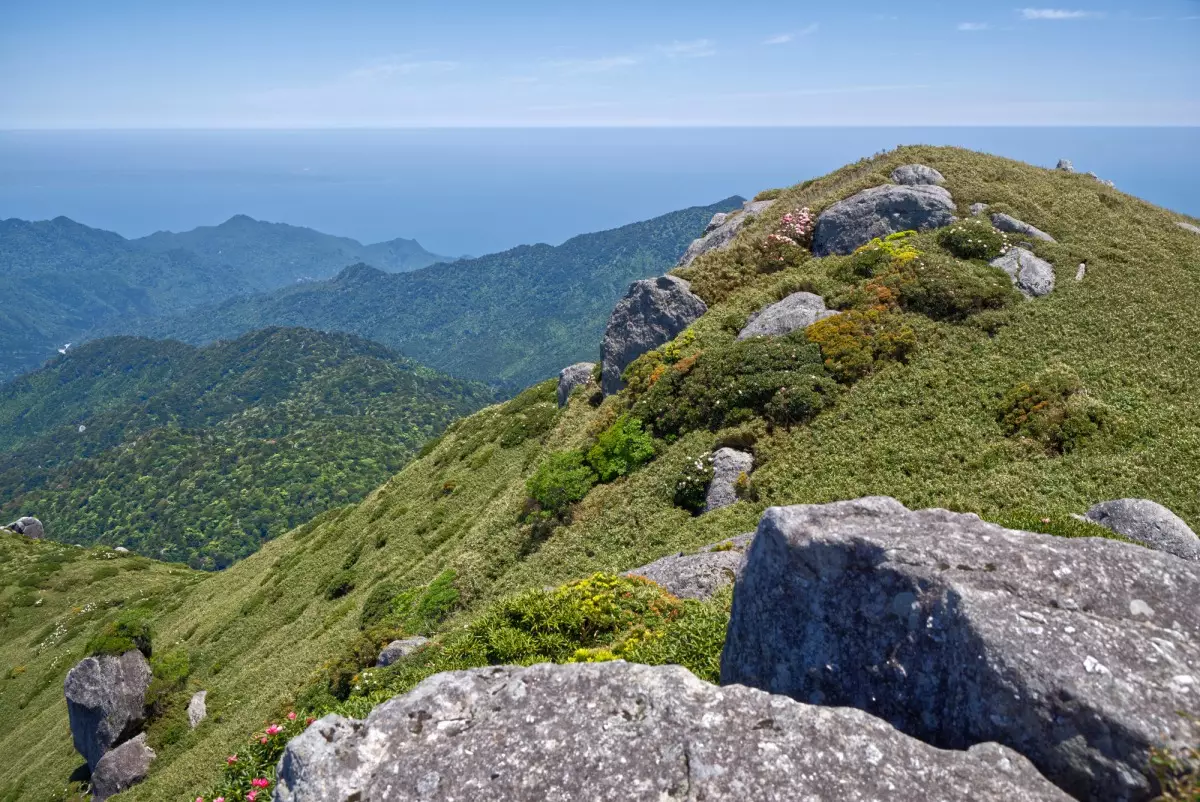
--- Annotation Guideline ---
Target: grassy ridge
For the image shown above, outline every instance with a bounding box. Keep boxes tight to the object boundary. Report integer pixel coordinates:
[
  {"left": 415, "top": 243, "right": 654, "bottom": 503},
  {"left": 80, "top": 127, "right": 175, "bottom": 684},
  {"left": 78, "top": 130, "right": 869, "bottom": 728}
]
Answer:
[{"left": 1, "top": 146, "right": 1199, "bottom": 800}]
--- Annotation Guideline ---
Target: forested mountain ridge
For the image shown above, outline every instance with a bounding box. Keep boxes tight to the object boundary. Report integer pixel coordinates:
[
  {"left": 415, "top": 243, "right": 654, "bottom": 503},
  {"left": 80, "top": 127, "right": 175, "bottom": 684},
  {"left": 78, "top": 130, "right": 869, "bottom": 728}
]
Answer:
[
  {"left": 0, "top": 327, "right": 493, "bottom": 568},
  {"left": 121, "top": 197, "right": 746, "bottom": 387}
]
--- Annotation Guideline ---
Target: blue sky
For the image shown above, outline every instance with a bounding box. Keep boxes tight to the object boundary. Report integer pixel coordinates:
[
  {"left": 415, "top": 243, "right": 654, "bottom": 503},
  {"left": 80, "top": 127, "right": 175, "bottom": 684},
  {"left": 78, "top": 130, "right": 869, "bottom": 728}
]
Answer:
[{"left": 2, "top": 0, "right": 1198, "bottom": 127}]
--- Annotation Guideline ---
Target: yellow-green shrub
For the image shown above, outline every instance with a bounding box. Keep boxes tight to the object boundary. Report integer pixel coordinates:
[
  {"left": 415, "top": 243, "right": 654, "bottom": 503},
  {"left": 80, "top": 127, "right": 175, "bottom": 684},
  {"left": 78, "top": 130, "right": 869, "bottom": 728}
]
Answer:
[{"left": 806, "top": 309, "right": 916, "bottom": 383}]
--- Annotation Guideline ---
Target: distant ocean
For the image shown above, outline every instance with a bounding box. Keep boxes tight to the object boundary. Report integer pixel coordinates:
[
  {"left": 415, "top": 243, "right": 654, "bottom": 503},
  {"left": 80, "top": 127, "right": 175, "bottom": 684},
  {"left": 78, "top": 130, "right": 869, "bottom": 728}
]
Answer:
[{"left": 0, "top": 128, "right": 1196, "bottom": 257}]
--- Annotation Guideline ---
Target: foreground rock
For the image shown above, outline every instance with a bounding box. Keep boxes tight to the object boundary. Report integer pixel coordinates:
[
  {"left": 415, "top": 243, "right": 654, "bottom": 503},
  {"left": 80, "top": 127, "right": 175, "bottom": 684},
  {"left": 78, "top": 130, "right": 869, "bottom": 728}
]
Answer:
[
  {"left": 678, "top": 200, "right": 774, "bottom": 268},
  {"left": 627, "top": 548, "right": 743, "bottom": 600},
  {"left": 7, "top": 516, "right": 44, "bottom": 539},
  {"left": 991, "top": 212, "right": 1055, "bottom": 242},
  {"left": 556, "top": 362, "right": 595, "bottom": 407},
  {"left": 376, "top": 636, "right": 430, "bottom": 668},
  {"left": 813, "top": 184, "right": 957, "bottom": 256},
  {"left": 273, "top": 661, "right": 1070, "bottom": 802},
  {"left": 705, "top": 447, "right": 754, "bottom": 512},
  {"left": 600, "top": 276, "right": 707, "bottom": 395},
  {"left": 187, "top": 690, "right": 207, "bottom": 729},
  {"left": 722, "top": 497, "right": 1200, "bottom": 802},
  {"left": 891, "top": 164, "right": 946, "bottom": 186},
  {"left": 1085, "top": 498, "right": 1200, "bottom": 561},
  {"left": 90, "top": 733, "right": 155, "bottom": 801},
  {"left": 64, "top": 651, "right": 152, "bottom": 771},
  {"left": 990, "top": 247, "right": 1055, "bottom": 297},
  {"left": 736, "top": 292, "right": 836, "bottom": 340}
]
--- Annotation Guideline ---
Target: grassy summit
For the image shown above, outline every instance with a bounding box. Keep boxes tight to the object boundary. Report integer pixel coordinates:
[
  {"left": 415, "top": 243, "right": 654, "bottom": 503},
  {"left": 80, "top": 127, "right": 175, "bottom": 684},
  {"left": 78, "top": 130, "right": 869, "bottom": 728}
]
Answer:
[{"left": 1, "top": 146, "right": 1199, "bottom": 800}]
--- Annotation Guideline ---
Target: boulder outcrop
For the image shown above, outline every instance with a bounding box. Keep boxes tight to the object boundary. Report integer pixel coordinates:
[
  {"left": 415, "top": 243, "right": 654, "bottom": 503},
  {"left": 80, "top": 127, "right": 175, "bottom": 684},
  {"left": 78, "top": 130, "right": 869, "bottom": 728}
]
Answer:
[
  {"left": 273, "top": 661, "right": 1071, "bottom": 802},
  {"left": 187, "top": 690, "right": 207, "bottom": 729},
  {"left": 991, "top": 212, "right": 1055, "bottom": 242},
  {"left": 736, "top": 292, "right": 836, "bottom": 340},
  {"left": 600, "top": 275, "right": 707, "bottom": 395},
  {"left": 705, "top": 448, "right": 753, "bottom": 512},
  {"left": 812, "top": 184, "right": 957, "bottom": 256},
  {"left": 721, "top": 497, "right": 1200, "bottom": 802},
  {"left": 1085, "top": 498, "right": 1200, "bottom": 562},
  {"left": 969, "top": 202, "right": 989, "bottom": 216},
  {"left": 556, "top": 362, "right": 595, "bottom": 407},
  {"left": 63, "top": 650, "right": 152, "bottom": 771},
  {"left": 376, "top": 636, "right": 430, "bottom": 668},
  {"left": 891, "top": 164, "right": 946, "bottom": 186},
  {"left": 677, "top": 200, "right": 774, "bottom": 268},
  {"left": 1056, "top": 159, "right": 1075, "bottom": 172},
  {"left": 90, "top": 733, "right": 155, "bottom": 801},
  {"left": 626, "top": 548, "right": 743, "bottom": 601},
  {"left": 990, "top": 247, "right": 1055, "bottom": 297},
  {"left": 7, "top": 516, "right": 44, "bottom": 539}
]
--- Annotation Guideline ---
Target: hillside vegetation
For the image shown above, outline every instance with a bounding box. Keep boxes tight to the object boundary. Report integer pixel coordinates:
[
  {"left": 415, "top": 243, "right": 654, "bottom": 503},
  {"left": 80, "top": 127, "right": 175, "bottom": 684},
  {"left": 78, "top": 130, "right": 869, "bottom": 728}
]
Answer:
[
  {"left": 2, "top": 146, "right": 1200, "bottom": 801},
  {"left": 0, "top": 328, "right": 492, "bottom": 568},
  {"left": 123, "top": 197, "right": 745, "bottom": 388}
]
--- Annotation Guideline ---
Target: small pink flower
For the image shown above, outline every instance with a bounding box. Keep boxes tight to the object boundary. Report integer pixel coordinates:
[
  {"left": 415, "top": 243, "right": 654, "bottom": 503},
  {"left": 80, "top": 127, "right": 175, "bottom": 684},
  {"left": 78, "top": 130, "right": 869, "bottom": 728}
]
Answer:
[
  {"left": 266, "top": 724, "right": 283, "bottom": 735},
  {"left": 260, "top": 736, "right": 268, "bottom": 744},
  {"left": 196, "top": 797, "right": 205, "bottom": 802},
  {"left": 251, "top": 778, "right": 270, "bottom": 789},
  {"left": 226, "top": 754, "right": 238, "bottom": 765},
  {"left": 215, "top": 798, "right": 225, "bottom": 802},
  {"left": 247, "top": 793, "right": 257, "bottom": 802},
  {"left": 287, "top": 711, "right": 297, "bottom": 721}
]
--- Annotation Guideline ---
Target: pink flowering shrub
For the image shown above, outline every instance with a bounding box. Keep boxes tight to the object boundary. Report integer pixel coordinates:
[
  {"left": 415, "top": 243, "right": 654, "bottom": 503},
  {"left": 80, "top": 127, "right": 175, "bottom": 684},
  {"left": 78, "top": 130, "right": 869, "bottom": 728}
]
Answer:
[
  {"left": 778, "top": 207, "right": 816, "bottom": 247},
  {"left": 759, "top": 207, "right": 816, "bottom": 268},
  {"left": 198, "top": 712, "right": 314, "bottom": 802}
]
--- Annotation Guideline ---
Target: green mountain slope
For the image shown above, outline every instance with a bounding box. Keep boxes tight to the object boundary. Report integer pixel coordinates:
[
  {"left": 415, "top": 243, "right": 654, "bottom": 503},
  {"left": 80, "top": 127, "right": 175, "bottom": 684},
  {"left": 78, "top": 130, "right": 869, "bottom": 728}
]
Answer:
[
  {"left": 123, "top": 197, "right": 746, "bottom": 388},
  {"left": 3, "top": 147, "right": 1200, "bottom": 801},
  {"left": 0, "top": 328, "right": 493, "bottom": 568}
]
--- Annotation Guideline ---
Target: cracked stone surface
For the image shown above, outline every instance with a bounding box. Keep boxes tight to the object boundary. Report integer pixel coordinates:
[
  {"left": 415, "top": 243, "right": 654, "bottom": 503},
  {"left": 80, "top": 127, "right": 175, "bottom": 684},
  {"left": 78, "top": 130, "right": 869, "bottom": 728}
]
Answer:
[
  {"left": 556, "top": 362, "right": 595, "bottom": 407},
  {"left": 721, "top": 497, "right": 1200, "bottom": 802},
  {"left": 273, "top": 661, "right": 1070, "bottom": 802},
  {"left": 812, "top": 184, "right": 957, "bottom": 256},
  {"left": 63, "top": 650, "right": 151, "bottom": 771},
  {"left": 991, "top": 213, "right": 1056, "bottom": 242},
  {"left": 600, "top": 275, "right": 707, "bottom": 396},
  {"left": 677, "top": 200, "right": 775, "bottom": 268},
  {"left": 990, "top": 247, "right": 1056, "bottom": 298}
]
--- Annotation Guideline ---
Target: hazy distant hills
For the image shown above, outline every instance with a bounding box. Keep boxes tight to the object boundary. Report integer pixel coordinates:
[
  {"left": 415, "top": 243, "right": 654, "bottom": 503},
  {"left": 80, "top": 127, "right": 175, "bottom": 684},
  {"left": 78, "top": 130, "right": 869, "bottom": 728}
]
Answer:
[
  {"left": 0, "top": 214, "right": 449, "bottom": 381},
  {"left": 125, "top": 197, "right": 745, "bottom": 387}
]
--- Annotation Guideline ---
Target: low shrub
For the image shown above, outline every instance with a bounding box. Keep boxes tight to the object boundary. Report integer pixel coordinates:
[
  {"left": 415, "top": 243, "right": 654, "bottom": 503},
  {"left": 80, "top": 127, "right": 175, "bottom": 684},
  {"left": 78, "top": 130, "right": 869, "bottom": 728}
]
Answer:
[
  {"left": 323, "top": 570, "right": 356, "bottom": 600},
  {"left": 525, "top": 451, "right": 598, "bottom": 519},
  {"left": 146, "top": 648, "right": 190, "bottom": 715},
  {"left": 806, "top": 309, "right": 916, "bottom": 383},
  {"left": 674, "top": 453, "right": 715, "bottom": 514},
  {"left": 998, "top": 364, "right": 1112, "bottom": 454},
  {"left": 937, "top": 218, "right": 1010, "bottom": 261},
  {"left": 845, "top": 231, "right": 920, "bottom": 279},
  {"left": 897, "top": 253, "right": 1019, "bottom": 321},
  {"left": 586, "top": 416, "right": 656, "bottom": 483},
  {"left": 86, "top": 609, "right": 153, "bottom": 658},
  {"left": 988, "top": 512, "right": 1132, "bottom": 544},
  {"left": 359, "top": 581, "right": 400, "bottom": 630}
]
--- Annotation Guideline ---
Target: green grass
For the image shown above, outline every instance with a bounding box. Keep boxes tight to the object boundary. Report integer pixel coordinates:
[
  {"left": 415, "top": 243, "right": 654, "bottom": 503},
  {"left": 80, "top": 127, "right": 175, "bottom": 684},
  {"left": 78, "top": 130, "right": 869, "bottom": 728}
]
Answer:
[{"left": 2, "top": 145, "right": 1198, "bottom": 800}]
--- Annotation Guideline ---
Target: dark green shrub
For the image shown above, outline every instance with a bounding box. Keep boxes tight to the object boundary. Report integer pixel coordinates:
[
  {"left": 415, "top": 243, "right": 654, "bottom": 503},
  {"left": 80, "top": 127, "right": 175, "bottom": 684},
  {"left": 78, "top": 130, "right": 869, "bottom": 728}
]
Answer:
[
  {"left": 90, "top": 566, "right": 120, "bottom": 582},
  {"left": 405, "top": 570, "right": 461, "bottom": 634},
  {"left": 87, "top": 610, "right": 153, "bottom": 658},
  {"left": 636, "top": 333, "right": 837, "bottom": 437},
  {"left": 674, "top": 453, "right": 715, "bottom": 514},
  {"left": 898, "top": 253, "right": 1019, "bottom": 321},
  {"left": 146, "top": 648, "right": 190, "bottom": 714},
  {"left": 341, "top": 541, "right": 364, "bottom": 570},
  {"left": 360, "top": 582, "right": 400, "bottom": 630},
  {"left": 526, "top": 451, "right": 598, "bottom": 519},
  {"left": 586, "top": 416, "right": 656, "bottom": 482},
  {"left": 323, "top": 570, "right": 356, "bottom": 600},
  {"left": 498, "top": 403, "right": 558, "bottom": 447},
  {"left": 999, "top": 364, "right": 1112, "bottom": 454},
  {"left": 806, "top": 309, "right": 916, "bottom": 383},
  {"left": 937, "top": 218, "right": 1007, "bottom": 260}
]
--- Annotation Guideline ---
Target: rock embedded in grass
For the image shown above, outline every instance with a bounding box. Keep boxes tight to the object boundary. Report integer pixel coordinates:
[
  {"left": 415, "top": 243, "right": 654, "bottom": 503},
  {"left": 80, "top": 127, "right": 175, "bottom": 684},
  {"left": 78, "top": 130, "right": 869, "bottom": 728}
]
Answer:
[
  {"left": 812, "top": 184, "right": 957, "bottom": 256},
  {"left": 721, "top": 497, "right": 1200, "bottom": 802},
  {"left": 555, "top": 362, "right": 595, "bottom": 407},
  {"left": 678, "top": 199, "right": 775, "bottom": 268},
  {"left": 705, "top": 447, "right": 754, "bottom": 512},
  {"left": 64, "top": 650, "right": 152, "bottom": 771},
  {"left": 600, "top": 275, "right": 707, "bottom": 395},
  {"left": 626, "top": 546, "right": 743, "bottom": 601},
  {"left": 736, "top": 292, "right": 837, "bottom": 340},
  {"left": 990, "top": 212, "right": 1056, "bottom": 242},
  {"left": 90, "top": 733, "right": 155, "bottom": 802},
  {"left": 187, "top": 690, "right": 207, "bottom": 729},
  {"left": 376, "top": 636, "right": 430, "bottom": 668},
  {"left": 7, "top": 516, "right": 43, "bottom": 539},
  {"left": 891, "top": 164, "right": 946, "bottom": 186},
  {"left": 273, "top": 661, "right": 1072, "bottom": 802},
  {"left": 1084, "top": 498, "right": 1200, "bottom": 562},
  {"left": 1177, "top": 221, "right": 1200, "bottom": 235},
  {"left": 990, "top": 247, "right": 1056, "bottom": 298}
]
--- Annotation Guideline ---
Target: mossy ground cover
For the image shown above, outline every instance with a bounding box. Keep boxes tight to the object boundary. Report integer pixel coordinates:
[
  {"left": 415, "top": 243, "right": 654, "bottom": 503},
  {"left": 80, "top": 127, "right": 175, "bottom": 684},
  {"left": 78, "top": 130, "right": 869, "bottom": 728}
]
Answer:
[{"left": 2, "top": 146, "right": 1199, "bottom": 800}]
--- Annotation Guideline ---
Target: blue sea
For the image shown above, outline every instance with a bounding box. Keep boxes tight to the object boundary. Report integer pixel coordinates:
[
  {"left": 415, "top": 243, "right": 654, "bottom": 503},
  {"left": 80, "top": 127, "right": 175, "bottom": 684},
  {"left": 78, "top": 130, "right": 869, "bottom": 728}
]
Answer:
[{"left": 0, "top": 128, "right": 1196, "bottom": 257}]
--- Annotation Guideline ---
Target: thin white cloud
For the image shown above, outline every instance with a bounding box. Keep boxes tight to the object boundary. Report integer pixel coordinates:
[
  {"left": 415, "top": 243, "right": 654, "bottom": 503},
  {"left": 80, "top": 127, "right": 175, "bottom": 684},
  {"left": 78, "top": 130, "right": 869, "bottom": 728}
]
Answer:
[
  {"left": 958, "top": 22, "right": 990, "bottom": 31},
  {"left": 1019, "top": 8, "right": 1102, "bottom": 20},
  {"left": 546, "top": 56, "right": 639, "bottom": 75},
  {"left": 658, "top": 39, "right": 717, "bottom": 58},
  {"left": 349, "top": 58, "right": 459, "bottom": 80},
  {"left": 764, "top": 23, "right": 819, "bottom": 45}
]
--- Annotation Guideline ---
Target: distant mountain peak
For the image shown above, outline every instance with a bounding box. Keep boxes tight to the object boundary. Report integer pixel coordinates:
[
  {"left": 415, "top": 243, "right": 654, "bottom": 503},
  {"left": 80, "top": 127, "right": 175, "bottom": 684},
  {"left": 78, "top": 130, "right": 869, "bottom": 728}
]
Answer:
[{"left": 334, "top": 262, "right": 388, "bottom": 283}]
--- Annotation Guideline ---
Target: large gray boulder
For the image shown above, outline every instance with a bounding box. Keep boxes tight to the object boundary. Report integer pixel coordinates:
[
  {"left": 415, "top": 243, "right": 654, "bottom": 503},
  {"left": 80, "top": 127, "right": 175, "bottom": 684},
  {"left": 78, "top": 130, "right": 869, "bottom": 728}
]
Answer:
[
  {"left": 991, "top": 213, "right": 1055, "bottom": 242},
  {"left": 556, "top": 362, "right": 595, "bottom": 408},
  {"left": 891, "top": 164, "right": 946, "bottom": 186},
  {"left": 64, "top": 650, "right": 151, "bottom": 771},
  {"left": 8, "top": 516, "right": 44, "bottom": 539},
  {"left": 990, "top": 247, "right": 1055, "bottom": 298},
  {"left": 187, "top": 690, "right": 207, "bottom": 729},
  {"left": 626, "top": 548, "right": 743, "bottom": 600},
  {"left": 273, "top": 661, "right": 1070, "bottom": 802},
  {"left": 1085, "top": 499, "right": 1200, "bottom": 562},
  {"left": 721, "top": 497, "right": 1200, "bottom": 802},
  {"left": 376, "top": 636, "right": 430, "bottom": 668},
  {"left": 736, "top": 292, "right": 836, "bottom": 340},
  {"left": 678, "top": 200, "right": 774, "bottom": 268},
  {"left": 812, "top": 184, "right": 956, "bottom": 256},
  {"left": 600, "top": 275, "right": 707, "bottom": 396},
  {"left": 1056, "top": 159, "right": 1075, "bottom": 173},
  {"left": 705, "top": 448, "right": 754, "bottom": 512},
  {"left": 90, "top": 733, "right": 155, "bottom": 801}
]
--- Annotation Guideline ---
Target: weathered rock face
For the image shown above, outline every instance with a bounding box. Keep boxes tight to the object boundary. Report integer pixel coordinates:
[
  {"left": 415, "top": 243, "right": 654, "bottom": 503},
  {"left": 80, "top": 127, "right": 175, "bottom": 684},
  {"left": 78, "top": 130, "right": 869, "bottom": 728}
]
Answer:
[
  {"left": 705, "top": 448, "right": 754, "bottom": 512},
  {"left": 187, "top": 690, "right": 207, "bottom": 729},
  {"left": 555, "top": 362, "right": 595, "bottom": 408},
  {"left": 273, "top": 661, "right": 1071, "bottom": 802},
  {"left": 90, "top": 733, "right": 155, "bottom": 802},
  {"left": 736, "top": 292, "right": 836, "bottom": 340},
  {"left": 1177, "top": 221, "right": 1200, "bottom": 235},
  {"left": 721, "top": 497, "right": 1200, "bottom": 802},
  {"left": 891, "top": 164, "right": 946, "bottom": 186},
  {"left": 63, "top": 650, "right": 152, "bottom": 771},
  {"left": 376, "top": 636, "right": 430, "bottom": 668},
  {"left": 812, "top": 184, "right": 957, "bottom": 257},
  {"left": 626, "top": 548, "right": 743, "bottom": 600},
  {"left": 991, "top": 212, "right": 1056, "bottom": 242},
  {"left": 7, "top": 516, "right": 44, "bottom": 539},
  {"left": 1087, "top": 171, "right": 1116, "bottom": 189},
  {"left": 1057, "top": 159, "right": 1075, "bottom": 172},
  {"left": 1085, "top": 499, "right": 1200, "bottom": 562},
  {"left": 990, "top": 247, "right": 1055, "bottom": 298},
  {"left": 969, "top": 202, "right": 989, "bottom": 216},
  {"left": 677, "top": 200, "right": 774, "bottom": 268},
  {"left": 600, "top": 275, "right": 707, "bottom": 395}
]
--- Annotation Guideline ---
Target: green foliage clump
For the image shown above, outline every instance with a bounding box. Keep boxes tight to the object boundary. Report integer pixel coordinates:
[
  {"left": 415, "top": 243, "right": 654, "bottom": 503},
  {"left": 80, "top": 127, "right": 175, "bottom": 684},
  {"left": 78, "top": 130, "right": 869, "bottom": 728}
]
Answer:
[
  {"left": 999, "top": 364, "right": 1113, "bottom": 454},
  {"left": 359, "top": 581, "right": 401, "bottom": 631},
  {"left": 897, "top": 253, "right": 1020, "bottom": 321},
  {"left": 86, "top": 609, "right": 153, "bottom": 658},
  {"left": 674, "top": 453, "right": 715, "bottom": 514},
  {"left": 635, "top": 333, "right": 837, "bottom": 437},
  {"left": 204, "top": 709, "right": 310, "bottom": 802},
  {"left": 526, "top": 451, "right": 598, "bottom": 520},
  {"left": 805, "top": 309, "right": 916, "bottom": 383},
  {"left": 323, "top": 570, "right": 356, "bottom": 600},
  {"left": 586, "top": 415, "right": 656, "bottom": 483},
  {"left": 845, "top": 231, "right": 921, "bottom": 278},
  {"left": 989, "top": 512, "right": 1132, "bottom": 544},
  {"left": 937, "top": 218, "right": 1009, "bottom": 261}
]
